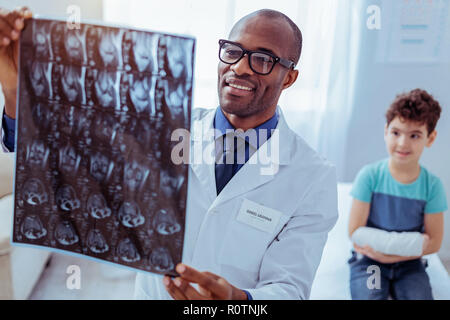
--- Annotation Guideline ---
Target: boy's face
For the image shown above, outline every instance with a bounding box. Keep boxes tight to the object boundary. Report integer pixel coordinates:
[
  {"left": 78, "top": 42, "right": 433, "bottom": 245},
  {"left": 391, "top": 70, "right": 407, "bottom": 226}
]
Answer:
[{"left": 384, "top": 117, "right": 437, "bottom": 166}]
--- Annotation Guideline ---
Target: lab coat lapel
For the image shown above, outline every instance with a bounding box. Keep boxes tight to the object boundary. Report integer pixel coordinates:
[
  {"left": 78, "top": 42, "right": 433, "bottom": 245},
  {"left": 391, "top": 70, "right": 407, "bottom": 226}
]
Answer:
[
  {"left": 211, "top": 108, "right": 294, "bottom": 208},
  {"left": 190, "top": 109, "right": 217, "bottom": 203}
]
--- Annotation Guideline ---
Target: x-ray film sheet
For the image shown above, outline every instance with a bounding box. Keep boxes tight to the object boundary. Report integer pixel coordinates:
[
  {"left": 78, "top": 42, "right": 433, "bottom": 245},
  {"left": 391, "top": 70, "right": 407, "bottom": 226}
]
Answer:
[{"left": 12, "top": 18, "right": 195, "bottom": 277}]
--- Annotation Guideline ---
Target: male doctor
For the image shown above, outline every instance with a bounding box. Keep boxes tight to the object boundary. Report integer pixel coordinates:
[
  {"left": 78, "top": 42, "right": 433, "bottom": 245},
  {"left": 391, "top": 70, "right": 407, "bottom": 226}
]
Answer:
[{"left": 0, "top": 8, "right": 338, "bottom": 300}]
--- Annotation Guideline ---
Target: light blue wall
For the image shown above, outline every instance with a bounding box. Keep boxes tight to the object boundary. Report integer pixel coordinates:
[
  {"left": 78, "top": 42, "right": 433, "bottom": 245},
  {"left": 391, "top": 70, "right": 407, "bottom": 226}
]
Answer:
[{"left": 342, "top": 0, "right": 450, "bottom": 259}]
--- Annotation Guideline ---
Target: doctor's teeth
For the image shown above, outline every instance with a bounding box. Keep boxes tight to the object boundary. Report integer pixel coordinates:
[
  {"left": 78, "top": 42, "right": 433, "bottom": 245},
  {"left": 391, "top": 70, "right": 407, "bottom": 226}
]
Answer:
[{"left": 229, "top": 83, "right": 253, "bottom": 91}]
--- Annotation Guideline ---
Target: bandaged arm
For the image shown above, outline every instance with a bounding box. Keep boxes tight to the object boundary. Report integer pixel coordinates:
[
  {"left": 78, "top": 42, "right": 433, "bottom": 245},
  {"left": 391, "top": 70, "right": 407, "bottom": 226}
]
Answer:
[{"left": 352, "top": 227, "right": 425, "bottom": 257}]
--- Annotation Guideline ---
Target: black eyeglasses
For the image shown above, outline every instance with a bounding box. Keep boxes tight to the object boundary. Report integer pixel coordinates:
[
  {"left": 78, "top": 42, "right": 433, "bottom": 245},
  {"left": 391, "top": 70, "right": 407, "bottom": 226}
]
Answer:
[{"left": 218, "top": 39, "right": 296, "bottom": 75}]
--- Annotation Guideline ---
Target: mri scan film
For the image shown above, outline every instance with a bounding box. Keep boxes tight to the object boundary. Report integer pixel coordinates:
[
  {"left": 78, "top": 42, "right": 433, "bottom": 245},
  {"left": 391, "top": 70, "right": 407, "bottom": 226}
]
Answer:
[{"left": 12, "top": 18, "right": 194, "bottom": 277}]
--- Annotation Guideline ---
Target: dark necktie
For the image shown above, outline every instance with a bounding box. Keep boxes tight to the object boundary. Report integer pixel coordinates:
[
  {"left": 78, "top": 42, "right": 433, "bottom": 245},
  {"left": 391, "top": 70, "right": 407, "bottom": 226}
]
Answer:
[{"left": 215, "top": 133, "right": 247, "bottom": 195}]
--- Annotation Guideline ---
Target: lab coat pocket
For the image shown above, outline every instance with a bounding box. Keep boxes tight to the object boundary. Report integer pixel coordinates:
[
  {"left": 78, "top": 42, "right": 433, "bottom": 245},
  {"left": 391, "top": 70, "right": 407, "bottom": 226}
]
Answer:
[{"left": 218, "top": 199, "right": 290, "bottom": 272}]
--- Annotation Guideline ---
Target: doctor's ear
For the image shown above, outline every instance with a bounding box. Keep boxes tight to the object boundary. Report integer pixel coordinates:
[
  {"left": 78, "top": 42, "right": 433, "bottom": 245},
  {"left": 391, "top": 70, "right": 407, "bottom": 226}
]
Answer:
[{"left": 282, "top": 69, "right": 299, "bottom": 90}]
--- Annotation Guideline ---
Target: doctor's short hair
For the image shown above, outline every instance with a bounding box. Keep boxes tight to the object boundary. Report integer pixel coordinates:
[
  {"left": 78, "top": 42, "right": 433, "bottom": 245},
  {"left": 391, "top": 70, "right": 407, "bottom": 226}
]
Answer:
[
  {"left": 386, "top": 89, "right": 442, "bottom": 135},
  {"left": 229, "top": 9, "right": 303, "bottom": 65}
]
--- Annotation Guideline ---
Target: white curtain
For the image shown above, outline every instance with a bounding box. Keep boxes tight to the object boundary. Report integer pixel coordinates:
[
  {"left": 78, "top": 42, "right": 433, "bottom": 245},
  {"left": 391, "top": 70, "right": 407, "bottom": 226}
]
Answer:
[
  {"left": 316, "top": 0, "right": 365, "bottom": 181},
  {"left": 103, "top": 0, "right": 363, "bottom": 179}
]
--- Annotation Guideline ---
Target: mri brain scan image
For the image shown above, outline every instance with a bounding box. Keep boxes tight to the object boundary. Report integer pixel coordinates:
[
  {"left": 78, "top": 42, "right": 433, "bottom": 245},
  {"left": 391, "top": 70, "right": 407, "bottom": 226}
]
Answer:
[
  {"left": 32, "top": 103, "right": 53, "bottom": 131},
  {"left": 33, "top": 21, "right": 51, "bottom": 58},
  {"left": 87, "top": 193, "right": 112, "bottom": 219},
  {"left": 160, "top": 36, "right": 192, "bottom": 80},
  {"left": 124, "top": 159, "right": 149, "bottom": 192},
  {"left": 21, "top": 215, "right": 47, "bottom": 240},
  {"left": 87, "top": 229, "right": 109, "bottom": 253},
  {"left": 153, "top": 208, "right": 181, "bottom": 236},
  {"left": 98, "top": 29, "right": 121, "bottom": 69},
  {"left": 118, "top": 201, "right": 145, "bottom": 228},
  {"left": 129, "top": 74, "right": 155, "bottom": 113},
  {"left": 61, "top": 65, "right": 84, "bottom": 104},
  {"left": 26, "top": 140, "right": 50, "bottom": 167},
  {"left": 74, "top": 111, "right": 92, "bottom": 138},
  {"left": 50, "top": 22, "right": 65, "bottom": 61},
  {"left": 134, "top": 118, "right": 152, "bottom": 147},
  {"left": 167, "top": 84, "right": 185, "bottom": 119},
  {"left": 55, "top": 220, "right": 79, "bottom": 245},
  {"left": 117, "top": 238, "right": 141, "bottom": 262},
  {"left": 132, "top": 32, "right": 157, "bottom": 73},
  {"left": 94, "top": 112, "right": 118, "bottom": 144},
  {"left": 14, "top": 18, "right": 193, "bottom": 277},
  {"left": 94, "top": 70, "right": 117, "bottom": 108},
  {"left": 64, "top": 29, "right": 85, "bottom": 64},
  {"left": 56, "top": 185, "right": 81, "bottom": 212},
  {"left": 160, "top": 170, "right": 184, "bottom": 199},
  {"left": 59, "top": 145, "right": 81, "bottom": 174},
  {"left": 149, "top": 247, "right": 174, "bottom": 272},
  {"left": 22, "top": 178, "right": 48, "bottom": 206},
  {"left": 29, "top": 61, "right": 50, "bottom": 98},
  {"left": 86, "top": 27, "right": 99, "bottom": 66},
  {"left": 90, "top": 152, "right": 113, "bottom": 183}
]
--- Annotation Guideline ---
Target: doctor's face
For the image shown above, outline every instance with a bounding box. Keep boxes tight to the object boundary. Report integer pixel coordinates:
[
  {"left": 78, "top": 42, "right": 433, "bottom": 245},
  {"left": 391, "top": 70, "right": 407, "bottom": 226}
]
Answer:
[{"left": 217, "top": 15, "right": 296, "bottom": 119}]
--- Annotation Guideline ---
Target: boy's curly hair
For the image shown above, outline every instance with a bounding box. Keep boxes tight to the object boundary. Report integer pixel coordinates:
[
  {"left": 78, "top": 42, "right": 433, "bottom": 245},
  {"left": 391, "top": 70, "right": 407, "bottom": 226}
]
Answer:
[{"left": 386, "top": 89, "right": 442, "bottom": 135}]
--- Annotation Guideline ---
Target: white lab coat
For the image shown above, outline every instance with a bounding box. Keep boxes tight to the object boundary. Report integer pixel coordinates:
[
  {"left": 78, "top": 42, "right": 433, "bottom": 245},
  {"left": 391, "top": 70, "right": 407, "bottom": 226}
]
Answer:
[
  {"left": 1, "top": 106, "right": 338, "bottom": 299},
  {"left": 135, "top": 107, "right": 338, "bottom": 300}
]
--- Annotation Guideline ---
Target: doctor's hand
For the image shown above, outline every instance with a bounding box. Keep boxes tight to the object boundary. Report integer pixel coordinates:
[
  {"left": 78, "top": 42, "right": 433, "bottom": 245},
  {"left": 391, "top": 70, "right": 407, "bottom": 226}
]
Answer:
[
  {"left": 163, "top": 264, "right": 248, "bottom": 300},
  {"left": 0, "top": 6, "right": 32, "bottom": 118}
]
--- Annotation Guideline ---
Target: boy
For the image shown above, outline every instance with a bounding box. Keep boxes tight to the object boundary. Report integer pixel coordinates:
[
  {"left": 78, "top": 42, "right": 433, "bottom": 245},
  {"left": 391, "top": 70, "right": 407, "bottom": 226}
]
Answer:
[{"left": 348, "top": 88, "right": 447, "bottom": 300}]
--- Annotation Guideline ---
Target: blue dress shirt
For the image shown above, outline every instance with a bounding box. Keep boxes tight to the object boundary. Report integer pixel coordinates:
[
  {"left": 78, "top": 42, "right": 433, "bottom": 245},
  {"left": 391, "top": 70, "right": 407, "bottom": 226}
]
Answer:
[
  {"left": 213, "top": 107, "right": 279, "bottom": 195},
  {"left": 2, "top": 111, "right": 15, "bottom": 151}
]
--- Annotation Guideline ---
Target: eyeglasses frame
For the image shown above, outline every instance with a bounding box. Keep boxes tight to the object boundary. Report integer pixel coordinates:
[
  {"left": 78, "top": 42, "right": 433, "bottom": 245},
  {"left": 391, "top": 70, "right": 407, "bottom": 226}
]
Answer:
[{"left": 218, "top": 39, "right": 296, "bottom": 75}]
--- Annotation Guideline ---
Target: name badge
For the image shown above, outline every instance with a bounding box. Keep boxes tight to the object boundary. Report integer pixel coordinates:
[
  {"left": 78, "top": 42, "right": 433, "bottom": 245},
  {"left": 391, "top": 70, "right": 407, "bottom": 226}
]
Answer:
[{"left": 236, "top": 199, "right": 282, "bottom": 234}]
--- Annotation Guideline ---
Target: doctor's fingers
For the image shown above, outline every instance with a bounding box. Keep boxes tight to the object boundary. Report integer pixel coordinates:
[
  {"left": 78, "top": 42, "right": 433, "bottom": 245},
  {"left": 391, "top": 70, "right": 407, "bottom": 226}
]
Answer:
[
  {"left": 0, "top": 7, "right": 32, "bottom": 46},
  {"left": 198, "top": 272, "right": 220, "bottom": 297},
  {"left": 172, "top": 278, "right": 211, "bottom": 300},
  {"left": 177, "top": 265, "right": 232, "bottom": 299},
  {"left": 163, "top": 276, "right": 188, "bottom": 300}
]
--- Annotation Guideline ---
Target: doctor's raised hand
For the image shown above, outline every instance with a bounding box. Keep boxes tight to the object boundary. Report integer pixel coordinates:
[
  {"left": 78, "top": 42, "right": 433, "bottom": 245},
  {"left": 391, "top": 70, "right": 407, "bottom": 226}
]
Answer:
[
  {"left": 163, "top": 264, "right": 248, "bottom": 300},
  {"left": 0, "top": 6, "right": 32, "bottom": 119}
]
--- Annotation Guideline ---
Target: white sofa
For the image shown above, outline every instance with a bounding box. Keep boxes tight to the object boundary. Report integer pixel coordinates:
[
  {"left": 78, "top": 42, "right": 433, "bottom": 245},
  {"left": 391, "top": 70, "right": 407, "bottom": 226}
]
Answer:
[
  {"left": 310, "top": 183, "right": 450, "bottom": 299},
  {"left": 0, "top": 153, "right": 51, "bottom": 300}
]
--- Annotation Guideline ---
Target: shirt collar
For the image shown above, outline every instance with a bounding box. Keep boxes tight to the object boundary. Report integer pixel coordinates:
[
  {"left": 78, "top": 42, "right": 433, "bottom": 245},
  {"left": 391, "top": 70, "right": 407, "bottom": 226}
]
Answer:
[{"left": 213, "top": 107, "right": 279, "bottom": 149}]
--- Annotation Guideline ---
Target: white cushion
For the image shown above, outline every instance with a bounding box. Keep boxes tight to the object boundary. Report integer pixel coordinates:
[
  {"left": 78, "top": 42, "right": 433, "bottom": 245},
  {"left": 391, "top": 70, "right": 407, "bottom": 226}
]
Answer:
[
  {"left": 0, "top": 190, "right": 52, "bottom": 299},
  {"left": 0, "top": 153, "right": 14, "bottom": 198},
  {"left": 0, "top": 194, "right": 13, "bottom": 252}
]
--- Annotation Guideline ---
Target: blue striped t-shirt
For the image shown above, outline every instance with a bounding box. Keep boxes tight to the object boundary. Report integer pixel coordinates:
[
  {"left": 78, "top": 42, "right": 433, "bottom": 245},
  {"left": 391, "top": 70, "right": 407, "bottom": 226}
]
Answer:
[{"left": 351, "top": 159, "right": 447, "bottom": 232}]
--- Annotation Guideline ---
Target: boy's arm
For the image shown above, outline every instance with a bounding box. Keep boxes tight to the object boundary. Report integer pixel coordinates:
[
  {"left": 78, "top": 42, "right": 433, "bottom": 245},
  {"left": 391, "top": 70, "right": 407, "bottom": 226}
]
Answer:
[
  {"left": 422, "top": 212, "right": 444, "bottom": 255},
  {"left": 348, "top": 198, "right": 370, "bottom": 238},
  {"left": 354, "top": 213, "right": 443, "bottom": 263},
  {"left": 354, "top": 244, "right": 423, "bottom": 263}
]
